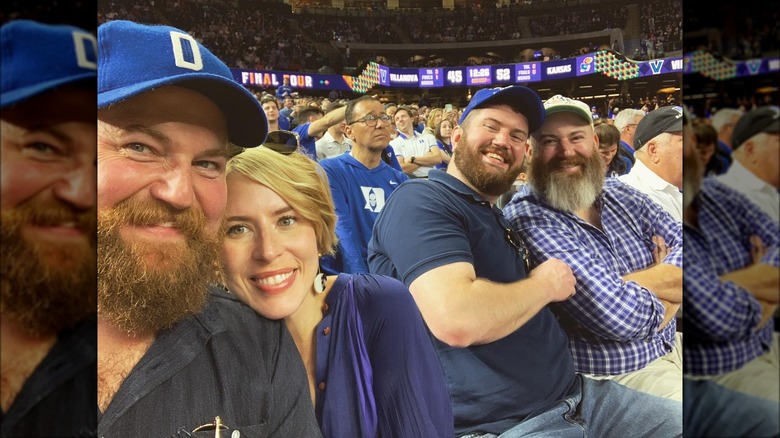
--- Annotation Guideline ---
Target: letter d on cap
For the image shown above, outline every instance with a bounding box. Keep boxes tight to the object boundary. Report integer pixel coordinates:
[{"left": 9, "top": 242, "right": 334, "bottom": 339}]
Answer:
[
  {"left": 169, "top": 31, "right": 203, "bottom": 71},
  {"left": 72, "top": 31, "right": 97, "bottom": 70}
]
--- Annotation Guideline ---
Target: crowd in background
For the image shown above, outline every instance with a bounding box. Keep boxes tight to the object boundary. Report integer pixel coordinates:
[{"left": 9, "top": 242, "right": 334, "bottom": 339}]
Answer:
[{"left": 97, "top": 0, "right": 687, "bottom": 73}]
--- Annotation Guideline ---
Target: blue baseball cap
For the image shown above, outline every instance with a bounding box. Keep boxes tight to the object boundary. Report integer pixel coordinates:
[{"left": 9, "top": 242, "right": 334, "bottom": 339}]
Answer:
[
  {"left": 97, "top": 20, "right": 267, "bottom": 148},
  {"left": 1, "top": 20, "right": 97, "bottom": 108},
  {"left": 459, "top": 86, "right": 545, "bottom": 133}
]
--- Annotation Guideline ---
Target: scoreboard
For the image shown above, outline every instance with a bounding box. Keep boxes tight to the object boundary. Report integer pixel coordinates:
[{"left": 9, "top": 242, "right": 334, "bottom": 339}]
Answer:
[{"left": 232, "top": 53, "right": 687, "bottom": 94}]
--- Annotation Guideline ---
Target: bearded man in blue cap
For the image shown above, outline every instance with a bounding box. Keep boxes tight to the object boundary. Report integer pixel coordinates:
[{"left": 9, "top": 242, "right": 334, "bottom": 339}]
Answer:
[
  {"left": 369, "top": 86, "right": 682, "bottom": 437},
  {"left": 1, "top": 20, "right": 97, "bottom": 436}
]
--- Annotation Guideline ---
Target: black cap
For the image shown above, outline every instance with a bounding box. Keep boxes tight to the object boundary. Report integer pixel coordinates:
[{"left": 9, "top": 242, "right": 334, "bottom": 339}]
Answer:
[
  {"left": 634, "top": 106, "right": 684, "bottom": 150},
  {"left": 731, "top": 106, "right": 780, "bottom": 149}
]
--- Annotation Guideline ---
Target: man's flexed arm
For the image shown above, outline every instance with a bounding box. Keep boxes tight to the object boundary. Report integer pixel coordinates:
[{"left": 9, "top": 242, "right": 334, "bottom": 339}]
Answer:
[{"left": 409, "top": 259, "right": 575, "bottom": 347}]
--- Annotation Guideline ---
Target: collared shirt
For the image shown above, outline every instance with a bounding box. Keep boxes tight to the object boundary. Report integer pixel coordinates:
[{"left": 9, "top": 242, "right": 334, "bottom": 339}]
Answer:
[
  {"left": 369, "top": 170, "right": 576, "bottom": 436},
  {"left": 716, "top": 160, "right": 780, "bottom": 222},
  {"left": 683, "top": 178, "right": 778, "bottom": 375},
  {"left": 316, "top": 131, "right": 352, "bottom": 160},
  {"left": 1, "top": 318, "right": 96, "bottom": 437},
  {"left": 97, "top": 287, "right": 321, "bottom": 437},
  {"left": 315, "top": 273, "right": 453, "bottom": 437},
  {"left": 389, "top": 131, "right": 438, "bottom": 178},
  {"left": 504, "top": 178, "right": 681, "bottom": 375},
  {"left": 619, "top": 159, "right": 683, "bottom": 221}
]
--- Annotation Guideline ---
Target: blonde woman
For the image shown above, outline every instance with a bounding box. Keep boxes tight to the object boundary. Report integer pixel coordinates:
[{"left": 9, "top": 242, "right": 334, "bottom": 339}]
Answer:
[
  {"left": 219, "top": 142, "right": 453, "bottom": 438},
  {"left": 423, "top": 107, "right": 444, "bottom": 136}
]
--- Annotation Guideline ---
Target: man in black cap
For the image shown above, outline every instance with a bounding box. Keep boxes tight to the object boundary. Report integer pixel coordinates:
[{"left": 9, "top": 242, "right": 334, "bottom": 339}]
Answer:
[
  {"left": 716, "top": 106, "right": 780, "bottom": 222},
  {"left": 681, "top": 106, "right": 780, "bottom": 437},
  {"left": 619, "top": 105, "right": 685, "bottom": 221}
]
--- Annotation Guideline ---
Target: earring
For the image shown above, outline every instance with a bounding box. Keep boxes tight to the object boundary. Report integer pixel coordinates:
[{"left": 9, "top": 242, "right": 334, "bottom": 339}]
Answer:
[
  {"left": 314, "top": 267, "right": 326, "bottom": 294},
  {"left": 314, "top": 272, "right": 326, "bottom": 294}
]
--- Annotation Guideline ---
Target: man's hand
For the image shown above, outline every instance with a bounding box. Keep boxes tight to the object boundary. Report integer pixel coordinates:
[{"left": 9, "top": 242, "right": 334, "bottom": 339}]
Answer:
[
  {"left": 719, "top": 234, "right": 780, "bottom": 303},
  {"left": 750, "top": 235, "right": 767, "bottom": 264},
  {"left": 528, "top": 258, "right": 576, "bottom": 302},
  {"left": 651, "top": 235, "right": 670, "bottom": 265}
]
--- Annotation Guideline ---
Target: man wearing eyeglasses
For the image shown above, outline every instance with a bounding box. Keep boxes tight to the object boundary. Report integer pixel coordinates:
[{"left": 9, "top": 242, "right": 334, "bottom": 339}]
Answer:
[
  {"left": 369, "top": 86, "right": 681, "bottom": 437},
  {"left": 95, "top": 20, "right": 320, "bottom": 437},
  {"left": 1, "top": 20, "right": 97, "bottom": 437},
  {"left": 319, "top": 96, "right": 407, "bottom": 275},
  {"left": 504, "top": 95, "right": 683, "bottom": 401}
]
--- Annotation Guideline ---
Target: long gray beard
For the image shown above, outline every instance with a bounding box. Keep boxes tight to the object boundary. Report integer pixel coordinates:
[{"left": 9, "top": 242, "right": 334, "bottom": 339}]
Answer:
[{"left": 529, "top": 153, "right": 604, "bottom": 212}]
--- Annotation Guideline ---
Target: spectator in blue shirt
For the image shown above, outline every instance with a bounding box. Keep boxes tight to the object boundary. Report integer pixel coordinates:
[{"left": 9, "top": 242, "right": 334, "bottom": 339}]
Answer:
[
  {"left": 504, "top": 94, "right": 683, "bottom": 400},
  {"left": 434, "top": 119, "right": 454, "bottom": 170},
  {"left": 319, "top": 96, "right": 408, "bottom": 275},
  {"left": 275, "top": 76, "right": 293, "bottom": 99},
  {"left": 220, "top": 146, "right": 452, "bottom": 438},
  {"left": 293, "top": 105, "right": 347, "bottom": 161}
]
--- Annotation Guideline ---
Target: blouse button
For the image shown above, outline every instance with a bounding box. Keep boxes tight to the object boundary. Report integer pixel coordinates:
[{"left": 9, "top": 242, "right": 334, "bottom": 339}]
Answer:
[
  {"left": 323, "top": 326, "right": 331, "bottom": 336},
  {"left": 318, "top": 381, "right": 326, "bottom": 391},
  {"left": 322, "top": 303, "right": 329, "bottom": 312}
]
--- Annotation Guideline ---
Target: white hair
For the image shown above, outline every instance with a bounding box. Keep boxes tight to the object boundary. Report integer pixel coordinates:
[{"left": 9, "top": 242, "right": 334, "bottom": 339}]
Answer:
[
  {"left": 614, "top": 109, "right": 645, "bottom": 130},
  {"left": 710, "top": 108, "right": 743, "bottom": 131}
]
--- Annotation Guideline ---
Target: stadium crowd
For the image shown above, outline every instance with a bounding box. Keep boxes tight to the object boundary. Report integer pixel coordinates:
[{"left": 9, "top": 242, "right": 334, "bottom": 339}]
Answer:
[{"left": 98, "top": 0, "right": 684, "bottom": 73}]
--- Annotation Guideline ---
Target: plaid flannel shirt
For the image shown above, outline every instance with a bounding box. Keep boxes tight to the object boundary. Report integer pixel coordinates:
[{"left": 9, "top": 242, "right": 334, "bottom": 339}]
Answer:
[
  {"left": 505, "top": 178, "right": 681, "bottom": 375},
  {"left": 683, "top": 177, "right": 778, "bottom": 375}
]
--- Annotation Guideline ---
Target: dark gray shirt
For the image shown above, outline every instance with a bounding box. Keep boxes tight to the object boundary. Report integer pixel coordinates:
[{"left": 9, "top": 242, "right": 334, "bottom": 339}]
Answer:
[
  {"left": 97, "top": 287, "right": 322, "bottom": 438},
  {"left": 1, "top": 317, "right": 96, "bottom": 437}
]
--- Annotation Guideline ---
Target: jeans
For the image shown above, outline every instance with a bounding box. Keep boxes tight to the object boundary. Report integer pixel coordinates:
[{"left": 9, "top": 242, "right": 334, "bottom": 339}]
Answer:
[
  {"left": 461, "top": 375, "right": 682, "bottom": 438},
  {"left": 684, "top": 378, "right": 780, "bottom": 437}
]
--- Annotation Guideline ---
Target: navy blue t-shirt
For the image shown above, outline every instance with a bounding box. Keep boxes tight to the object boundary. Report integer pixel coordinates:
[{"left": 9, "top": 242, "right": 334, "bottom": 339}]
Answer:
[{"left": 368, "top": 170, "right": 576, "bottom": 436}]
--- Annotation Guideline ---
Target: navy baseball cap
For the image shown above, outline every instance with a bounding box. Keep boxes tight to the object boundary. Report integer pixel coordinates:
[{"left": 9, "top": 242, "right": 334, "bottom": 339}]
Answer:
[
  {"left": 634, "top": 106, "right": 684, "bottom": 150},
  {"left": 97, "top": 20, "right": 267, "bottom": 148},
  {"left": 1, "top": 20, "right": 97, "bottom": 108},
  {"left": 459, "top": 86, "right": 545, "bottom": 132},
  {"left": 731, "top": 106, "right": 780, "bottom": 148}
]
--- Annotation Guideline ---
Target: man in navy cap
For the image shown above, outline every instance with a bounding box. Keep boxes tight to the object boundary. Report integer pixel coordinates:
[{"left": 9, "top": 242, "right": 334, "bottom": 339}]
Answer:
[
  {"left": 1, "top": 20, "right": 97, "bottom": 436},
  {"left": 96, "top": 20, "right": 320, "bottom": 436},
  {"left": 716, "top": 106, "right": 780, "bottom": 222},
  {"left": 370, "top": 86, "right": 681, "bottom": 436},
  {"left": 619, "top": 105, "right": 685, "bottom": 221}
]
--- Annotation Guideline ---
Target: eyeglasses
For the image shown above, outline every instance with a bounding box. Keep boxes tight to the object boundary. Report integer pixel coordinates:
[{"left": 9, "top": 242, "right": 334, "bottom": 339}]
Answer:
[
  {"left": 262, "top": 130, "right": 300, "bottom": 155},
  {"left": 176, "top": 416, "right": 229, "bottom": 437},
  {"left": 349, "top": 113, "right": 392, "bottom": 127},
  {"left": 493, "top": 213, "right": 531, "bottom": 273}
]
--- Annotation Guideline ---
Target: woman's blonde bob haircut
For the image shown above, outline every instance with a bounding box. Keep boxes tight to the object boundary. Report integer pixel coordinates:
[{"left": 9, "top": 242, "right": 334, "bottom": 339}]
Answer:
[{"left": 226, "top": 147, "right": 338, "bottom": 256}]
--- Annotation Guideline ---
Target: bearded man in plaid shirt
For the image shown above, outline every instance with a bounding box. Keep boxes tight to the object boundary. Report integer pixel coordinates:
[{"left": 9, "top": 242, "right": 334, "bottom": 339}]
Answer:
[{"left": 505, "top": 95, "right": 683, "bottom": 401}]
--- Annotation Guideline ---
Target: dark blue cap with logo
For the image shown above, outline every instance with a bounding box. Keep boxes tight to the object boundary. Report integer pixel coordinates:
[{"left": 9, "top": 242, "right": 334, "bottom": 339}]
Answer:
[
  {"left": 731, "top": 106, "right": 779, "bottom": 149},
  {"left": 459, "top": 86, "right": 545, "bottom": 132},
  {"left": 1, "top": 20, "right": 97, "bottom": 108},
  {"left": 634, "top": 106, "right": 684, "bottom": 149},
  {"left": 97, "top": 20, "right": 267, "bottom": 148}
]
